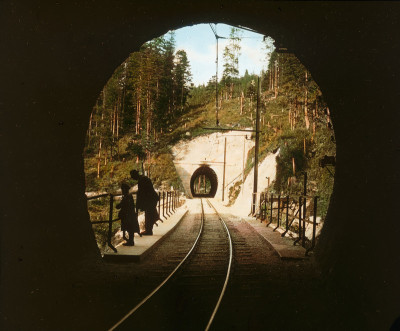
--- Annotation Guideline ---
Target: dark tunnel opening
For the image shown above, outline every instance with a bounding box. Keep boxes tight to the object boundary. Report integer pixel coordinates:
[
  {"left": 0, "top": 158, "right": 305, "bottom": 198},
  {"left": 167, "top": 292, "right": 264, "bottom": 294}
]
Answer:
[
  {"left": 3, "top": 3, "right": 400, "bottom": 330},
  {"left": 190, "top": 166, "right": 218, "bottom": 198}
]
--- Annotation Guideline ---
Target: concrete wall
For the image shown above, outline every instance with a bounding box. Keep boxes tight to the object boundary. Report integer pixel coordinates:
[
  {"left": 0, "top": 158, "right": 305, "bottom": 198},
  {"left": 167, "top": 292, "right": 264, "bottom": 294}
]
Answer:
[
  {"left": 172, "top": 131, "right": 254, "bottom": 199},
  {"left": 2, "top": 1, "right": 400, "bottom": 329}
]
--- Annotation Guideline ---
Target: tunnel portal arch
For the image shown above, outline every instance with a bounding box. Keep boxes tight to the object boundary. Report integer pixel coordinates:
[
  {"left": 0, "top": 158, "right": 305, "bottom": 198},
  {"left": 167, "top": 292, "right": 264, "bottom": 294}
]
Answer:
[
  {"left": 190, "top": 166, "right": 218, "bottom": 198},
  {"left": 4, "top": 3, "right": 400, "bottom": 330}
]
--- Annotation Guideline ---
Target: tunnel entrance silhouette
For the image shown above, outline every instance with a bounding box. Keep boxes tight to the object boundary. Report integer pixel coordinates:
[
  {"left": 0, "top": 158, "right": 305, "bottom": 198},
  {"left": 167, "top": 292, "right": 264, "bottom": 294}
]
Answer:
[{"left": 190, "top": 166, "right": 218, "bottom": 198}]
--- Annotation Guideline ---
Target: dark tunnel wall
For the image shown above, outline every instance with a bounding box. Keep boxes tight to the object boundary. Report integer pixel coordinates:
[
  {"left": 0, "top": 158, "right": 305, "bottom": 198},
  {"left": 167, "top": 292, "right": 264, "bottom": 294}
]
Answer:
[
  {"left": 1, "top": 1, "right": 400, "bottom": 330},
  {"left": 190, "top": 166, "right": 218, "bottom": 198}
]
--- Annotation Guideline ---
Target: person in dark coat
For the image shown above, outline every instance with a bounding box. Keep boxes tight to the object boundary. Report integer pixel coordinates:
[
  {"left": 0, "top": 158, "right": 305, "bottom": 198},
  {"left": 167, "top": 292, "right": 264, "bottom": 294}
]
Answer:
[
  {"left": 116, "top": 183, "right": 140, "bottom": 246},
  {"left": 130, "top": 170, "right": 160, "bottom": 235}
]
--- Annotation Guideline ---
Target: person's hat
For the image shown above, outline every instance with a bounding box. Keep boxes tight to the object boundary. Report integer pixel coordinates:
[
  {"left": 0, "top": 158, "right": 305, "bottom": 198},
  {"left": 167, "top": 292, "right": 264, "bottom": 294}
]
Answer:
[{"left": 130, "top": 170, "right": 139, "bottom": 178}]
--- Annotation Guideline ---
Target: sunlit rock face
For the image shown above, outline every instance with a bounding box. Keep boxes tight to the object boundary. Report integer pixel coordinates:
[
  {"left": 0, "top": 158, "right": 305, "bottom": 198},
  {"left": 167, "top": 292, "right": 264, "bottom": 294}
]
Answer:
[
  {"left": 172, "top": 131, "right": 279, "bottom": 217},
  {"left": 229, "top": 150, "right": 278, "bottom": 217}
]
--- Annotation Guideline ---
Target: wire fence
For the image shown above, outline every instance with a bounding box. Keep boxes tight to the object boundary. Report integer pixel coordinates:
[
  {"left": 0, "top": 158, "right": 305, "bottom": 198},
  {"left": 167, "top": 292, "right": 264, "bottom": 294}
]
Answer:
[
  {"left": 87, "top": 190, "right": 184, "bottom": 253},
  {"left": 252, "top": 192, "right": 319, "bottom": 256}
]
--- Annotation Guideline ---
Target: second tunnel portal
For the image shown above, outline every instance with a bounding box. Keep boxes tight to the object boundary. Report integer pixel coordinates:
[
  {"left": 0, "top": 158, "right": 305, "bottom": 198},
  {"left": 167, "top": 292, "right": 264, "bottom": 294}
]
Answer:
[{"left": 190, "top": 165, "right": 218, "bottom": 198}]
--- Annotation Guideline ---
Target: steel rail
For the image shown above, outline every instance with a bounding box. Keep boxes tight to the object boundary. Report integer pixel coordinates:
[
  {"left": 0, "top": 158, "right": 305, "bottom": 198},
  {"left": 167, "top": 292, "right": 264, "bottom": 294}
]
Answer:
[
  {"left": 108, "top": 199, "right": 205, "bottom": 331},
  {"left": 204, "top": 199, "right": 234, "bottom": 331}
]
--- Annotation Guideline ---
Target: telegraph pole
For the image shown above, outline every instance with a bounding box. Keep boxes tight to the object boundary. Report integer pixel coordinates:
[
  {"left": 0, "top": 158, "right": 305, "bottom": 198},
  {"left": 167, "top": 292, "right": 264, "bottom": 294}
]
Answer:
[
  {"left": 215, "top": 34, "right": 219, "bottom": 126},
  {"left": 242, "top": 136, "right": 245, "bottom": 196},
  {"left": 252, "top": 77, "right": 261, "bottom": 214},
  {"left": 209, "top": 24, "right": 226, "bottom": 126},
  {"left": 222, "top": 137, "right": 227, "bottom": 201}
]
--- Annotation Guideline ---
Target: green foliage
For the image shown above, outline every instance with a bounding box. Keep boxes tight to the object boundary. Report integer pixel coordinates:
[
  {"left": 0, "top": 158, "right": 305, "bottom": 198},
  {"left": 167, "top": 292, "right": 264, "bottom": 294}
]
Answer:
[
  {"left": 259, "top": 50, "right": 335, "bottom": 219},
  {"left": 126, "top": 141, "right": 146, "bottom": 160},
  {"left": 274, "top": 129, "right": 309, "bottom": 192},
  {"left": 148, "top": 153, "right": 183, "bottom": 190},
  {"left": 84, "top": 34, "right": 335, "bottom": 224},
  {"left": 85, "top": 31, "right": 193, "bottom": 159},
  {"left": 85, "top": 31, "right": 194, "bottom": 192},
  {"left": 228, "top": 180, "right": 242, "bottom": 206},
  {"left": 174, "top": 49, "right": 193, "bottom": 114},
  {"left": 222, "top": 27, "right": 242, "bottom": 84}
]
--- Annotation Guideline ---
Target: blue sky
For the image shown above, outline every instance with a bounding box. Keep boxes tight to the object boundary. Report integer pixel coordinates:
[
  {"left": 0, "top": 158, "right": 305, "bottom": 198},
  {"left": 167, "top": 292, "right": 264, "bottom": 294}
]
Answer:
[{"left": 170, "top": 24, "right": 274, "bottom": 86}]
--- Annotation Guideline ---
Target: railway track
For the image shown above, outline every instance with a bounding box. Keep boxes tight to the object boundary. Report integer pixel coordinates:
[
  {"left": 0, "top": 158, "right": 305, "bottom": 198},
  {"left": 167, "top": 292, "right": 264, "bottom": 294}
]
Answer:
[{"left": 108, "top": 199, "right": 233, "bottom": 331}]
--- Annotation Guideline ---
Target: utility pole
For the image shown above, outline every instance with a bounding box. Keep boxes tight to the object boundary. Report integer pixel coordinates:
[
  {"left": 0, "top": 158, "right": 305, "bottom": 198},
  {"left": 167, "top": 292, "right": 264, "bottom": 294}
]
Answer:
[
  {"left": 252, "top": 77, "right": 261, "bottom": 214},
  {"left": 222, "top": 137, "right": 227, "bottom": 201},
  {"left": 242, "top": 136, "right": 245, "bottom": 196},
  {"left": 216, "top": 34, "right": 219, "bottom": 126},
  {"left": 209, "top": 24, "right": 226, "bottom": 126}
]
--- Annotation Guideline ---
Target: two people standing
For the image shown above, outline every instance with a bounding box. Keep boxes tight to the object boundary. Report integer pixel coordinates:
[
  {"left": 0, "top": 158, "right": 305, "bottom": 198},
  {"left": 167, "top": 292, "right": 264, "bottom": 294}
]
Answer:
[{"left": 116, "top": 169, "right": 160, "bottom": 246}]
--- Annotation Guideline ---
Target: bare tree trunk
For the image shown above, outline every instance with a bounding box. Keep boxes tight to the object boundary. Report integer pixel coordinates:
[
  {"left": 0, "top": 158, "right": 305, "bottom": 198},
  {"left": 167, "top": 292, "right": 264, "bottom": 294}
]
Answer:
[
  {"left": 110, "top": 110, "right": 113, "bottom": 133},
  {"left": 146, "top": 90, "right": 151, "bottom": 140},
  {"left": 97, "top": 138, "right": 102, "bottom": 178},
  {"left": 240, "top": 91, "right": 244, "bottom": 115},
  {"left": 270, "top": 69, "right": 273, "bottom": 91},
  {"left": 312, "top": 102, "right": 317, "bottom": 138},
  {"left": 136, "top": 81, "right": 142, "bottom": 134},
  {"left": 181, "top": 84, "right": 184, "bottom": 113},
  {"left": 112, "top": 105, "right": 116, "bottom": 138},
  {"left": 116, "top": 106, "right": 119, "bottom": 155},
  {"left": 94, "top": 102, "right": 98, "bottom": 137},
  {"left": 116, "top": 103, "right": 119, "bottom": 139},
  {"left": 304, "top": 71, "right": 310, "bottom": 129},
  {"left": 137, "top": 95, "right": 141, "bottom": 135},
  {"left": 326, "top": 107, "right": 331, "bottom": 128},
  {"left": 88, "top": 111, "right": 93, "bottom": 147},
  {"left": 277, "top": 56, "right": 280, "bottom": 92},
  {"left": 120, "top": 85, "right": 125, "bottom": 131},
  {"left": 292, "top": 157, "right": 296, "bottom": 175},
  {"left": 274, "top": 59, "right": 278, "bottom": 98}
]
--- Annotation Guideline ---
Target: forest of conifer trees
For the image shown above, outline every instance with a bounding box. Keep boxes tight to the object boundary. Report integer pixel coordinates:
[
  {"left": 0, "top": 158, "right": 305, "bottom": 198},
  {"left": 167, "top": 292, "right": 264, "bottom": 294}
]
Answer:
[
  {"left": 84, "top": 29, "right": 335, "bottom": 217},
  {"left": 85, "top": 32, "right": 192, "bottom": 179}
]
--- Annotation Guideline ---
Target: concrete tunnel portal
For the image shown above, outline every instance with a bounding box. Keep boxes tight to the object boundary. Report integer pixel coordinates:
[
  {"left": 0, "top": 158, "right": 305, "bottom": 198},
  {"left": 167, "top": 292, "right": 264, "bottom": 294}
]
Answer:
[{"left": 190, "top": 165, "right": 218, "bottom": 198}]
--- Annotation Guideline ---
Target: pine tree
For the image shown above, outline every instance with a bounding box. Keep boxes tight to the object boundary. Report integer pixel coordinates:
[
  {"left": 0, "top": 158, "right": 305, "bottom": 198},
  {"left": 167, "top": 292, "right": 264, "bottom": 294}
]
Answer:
[
  {"left": 84, "top": 31, "right": 195, "bottom": 176},
  {"left": 222, "top": 27, "right": 242, "bottom": 99},
  {"left": 174, "top": 49, "right": 192, "bottom": 115}
]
